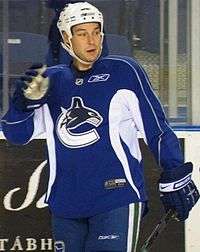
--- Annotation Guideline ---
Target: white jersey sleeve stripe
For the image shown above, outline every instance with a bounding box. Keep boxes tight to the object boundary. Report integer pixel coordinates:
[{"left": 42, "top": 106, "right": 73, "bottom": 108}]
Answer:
[
  {"left": 30, "top": 106, "right": 46, "bottom": 141},
  {"left": 43, "top": 104, "right": 57, "bottom": 200},
  {"left": 109, "top": 93, "right": 141, "bottom": 199},
  {"left": 106, "top": 57, "right": 165, "bottom": 166}
]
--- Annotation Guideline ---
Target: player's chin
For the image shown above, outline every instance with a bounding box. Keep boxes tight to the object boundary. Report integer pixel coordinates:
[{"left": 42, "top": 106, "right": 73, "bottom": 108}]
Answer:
[
  {"left": 85, "top": 53, "right": 100, "bottom": 63},
  {"left": 86, "top": 50, "right": 100, "bottom": 60}
]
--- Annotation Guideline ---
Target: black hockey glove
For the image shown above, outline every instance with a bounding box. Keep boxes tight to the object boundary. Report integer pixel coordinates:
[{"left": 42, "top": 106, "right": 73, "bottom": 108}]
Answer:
[
  {"left": 159, "top": 162, "right": 199, "bottom": 221},
  {"left": 12, "top": 63, "right": 50, "bottom": 112}
]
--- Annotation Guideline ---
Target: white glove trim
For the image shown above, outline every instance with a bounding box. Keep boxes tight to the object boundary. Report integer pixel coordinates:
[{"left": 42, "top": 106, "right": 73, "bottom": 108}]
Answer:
[{"left": 159, "top": 173, "right": 192, "bottom": 192}]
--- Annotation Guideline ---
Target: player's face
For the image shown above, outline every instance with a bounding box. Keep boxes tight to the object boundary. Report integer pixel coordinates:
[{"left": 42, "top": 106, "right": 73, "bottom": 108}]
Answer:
[{"left": 64, "top": 22, "right": 102, "bottom": 70}]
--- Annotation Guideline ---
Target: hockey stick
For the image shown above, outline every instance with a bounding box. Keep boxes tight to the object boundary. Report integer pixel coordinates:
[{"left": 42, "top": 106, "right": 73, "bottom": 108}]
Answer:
[{"left": 140, "top": 209, "right": 176, "bottom": 252}]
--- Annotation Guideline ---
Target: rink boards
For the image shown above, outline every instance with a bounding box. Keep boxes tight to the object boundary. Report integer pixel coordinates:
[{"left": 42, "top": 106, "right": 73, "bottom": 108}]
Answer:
[{"left": 0, "top": 131, "right": 199, "bottom": 252}]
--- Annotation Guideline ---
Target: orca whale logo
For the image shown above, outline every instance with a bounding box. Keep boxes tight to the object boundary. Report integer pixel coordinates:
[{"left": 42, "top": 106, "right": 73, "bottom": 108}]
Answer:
[{"left": 56, "top": 97, "right": 103, "bottom": 148}]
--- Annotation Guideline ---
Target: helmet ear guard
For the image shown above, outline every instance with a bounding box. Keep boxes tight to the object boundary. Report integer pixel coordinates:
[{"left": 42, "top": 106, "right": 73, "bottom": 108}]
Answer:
[{"left": 57, "top": 2, "right": 104, "bottom": 64}]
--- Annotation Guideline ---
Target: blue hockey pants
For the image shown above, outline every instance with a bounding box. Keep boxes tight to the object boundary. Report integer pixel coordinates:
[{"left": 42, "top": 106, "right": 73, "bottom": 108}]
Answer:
[{"left": 52, "top": 202, "right": 143, "bottom": 252}]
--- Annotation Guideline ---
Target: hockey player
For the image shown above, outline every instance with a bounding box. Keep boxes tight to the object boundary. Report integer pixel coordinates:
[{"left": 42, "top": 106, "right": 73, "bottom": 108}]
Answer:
[{"left": 1, "top": 2, "right": 199, "bottom": 252}]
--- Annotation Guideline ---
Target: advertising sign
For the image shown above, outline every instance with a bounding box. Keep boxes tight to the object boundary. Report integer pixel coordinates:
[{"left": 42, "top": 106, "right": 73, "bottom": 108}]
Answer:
[{"left": 0, "top": 140, "right": 53, "bottom": 251}]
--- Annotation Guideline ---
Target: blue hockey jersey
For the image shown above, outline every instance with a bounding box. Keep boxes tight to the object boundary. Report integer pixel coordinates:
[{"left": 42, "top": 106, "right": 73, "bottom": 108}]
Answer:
[{"left": 1, "top": 55, "right": 184, "bottom": 218}]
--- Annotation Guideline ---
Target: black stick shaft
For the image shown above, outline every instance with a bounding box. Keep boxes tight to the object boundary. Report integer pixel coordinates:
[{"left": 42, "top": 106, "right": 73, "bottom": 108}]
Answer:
[{"left": 140, "top": 210, "right": 175, "bottom": 251}]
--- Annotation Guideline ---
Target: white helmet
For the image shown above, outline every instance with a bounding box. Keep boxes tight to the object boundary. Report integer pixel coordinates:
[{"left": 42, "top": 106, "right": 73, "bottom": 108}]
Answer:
[{"left": 57, "top": 2, "right": 104, "bottom": 64}]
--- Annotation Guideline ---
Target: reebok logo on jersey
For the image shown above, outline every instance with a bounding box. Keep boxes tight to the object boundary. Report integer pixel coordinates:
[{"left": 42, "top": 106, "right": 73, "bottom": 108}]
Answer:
[
  {"left": 98, "top": 235, "right": 120, "bottom": 240},
  {"left": 88, "top": 74, "right": 110, "bottom": 83}
]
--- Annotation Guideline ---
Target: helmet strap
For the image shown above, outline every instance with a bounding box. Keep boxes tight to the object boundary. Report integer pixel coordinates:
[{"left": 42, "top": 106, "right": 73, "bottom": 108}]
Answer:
[{"left": 61, "top": 33, "right": 104, "bottom": 67}]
